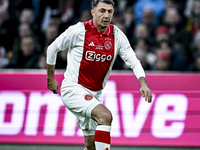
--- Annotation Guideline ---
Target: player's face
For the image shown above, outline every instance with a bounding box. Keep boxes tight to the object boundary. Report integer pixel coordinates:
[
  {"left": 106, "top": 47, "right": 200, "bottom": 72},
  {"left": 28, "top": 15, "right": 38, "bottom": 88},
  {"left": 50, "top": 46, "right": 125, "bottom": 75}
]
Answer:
[{"left": 91, "top": 2, "right": 114, "bottom": 32}]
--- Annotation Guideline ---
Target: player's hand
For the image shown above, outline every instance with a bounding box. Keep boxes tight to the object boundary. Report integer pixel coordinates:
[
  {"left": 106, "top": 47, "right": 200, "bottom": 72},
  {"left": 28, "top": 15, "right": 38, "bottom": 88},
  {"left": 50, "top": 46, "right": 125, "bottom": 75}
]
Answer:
[
  {"left": 140, "top": 85, "right": 152, "bottom": 103},
  {"left": 47, "top": 78, "right": 59, "bottom": 94}
]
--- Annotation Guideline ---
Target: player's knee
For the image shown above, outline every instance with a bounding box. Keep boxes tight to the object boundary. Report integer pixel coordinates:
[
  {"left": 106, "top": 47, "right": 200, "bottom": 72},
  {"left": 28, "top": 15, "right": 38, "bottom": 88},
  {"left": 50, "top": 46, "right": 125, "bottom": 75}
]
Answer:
[
  {"left": 92, "top": 104, "right": 113, "bottom": 126},
  {"left": 98, "top": 110, "right": 113, "bottom": 125}
]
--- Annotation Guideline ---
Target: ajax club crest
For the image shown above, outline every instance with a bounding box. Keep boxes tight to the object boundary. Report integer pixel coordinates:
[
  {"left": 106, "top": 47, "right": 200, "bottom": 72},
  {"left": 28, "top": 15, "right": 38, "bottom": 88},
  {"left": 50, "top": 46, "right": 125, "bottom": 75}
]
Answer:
[{"left": 104, "top": 41, "right": 112, "bottom": 50}]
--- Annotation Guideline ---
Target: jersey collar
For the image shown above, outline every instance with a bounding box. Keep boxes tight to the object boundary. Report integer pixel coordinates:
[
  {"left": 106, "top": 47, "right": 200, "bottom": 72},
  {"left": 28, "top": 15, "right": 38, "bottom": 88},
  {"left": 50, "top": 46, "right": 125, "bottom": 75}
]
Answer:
[{"left": 89, "top": 19, "right": 110, "bottom": 36}]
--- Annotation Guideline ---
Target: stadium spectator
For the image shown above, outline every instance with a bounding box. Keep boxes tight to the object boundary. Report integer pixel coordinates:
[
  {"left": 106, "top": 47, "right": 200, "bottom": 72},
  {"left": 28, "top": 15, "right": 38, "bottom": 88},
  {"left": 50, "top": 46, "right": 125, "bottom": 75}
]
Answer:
[
  {"left": 79, "top": 9, "right": 92, "bottom": 22},
  {"left": 154, "top": 25, "right": 186, "bottom": 60},
  {"left": 0, "top": 8, "right": 16, "bottom": 51},
  {"left": 111, "top": 9, "right": 122, "bottom": 25},
  {"left": 189, "top": 31, "right": 200, "bottom": 63},
  {"left": 133, "top": 0, "right": 165, "bottom": 23},
  {"left": 36, "top": 54, "right": 46, "bottom": 69},
  {"left": 8, "top": 0, "right": 51, "bottom": 27},
  {"left": 73, "top": 8, "right": 92, "bottom": 24},
  {"left": 0, "top": 0, "right": 9, "bottom": 10},
  {"left": 134, "top": 23, "right": 149, "bottom": 40},
  {"left": 155, "top": 25, "right": 169, "bottom": 42},
  {"left": 187, "top": 51, "right": 200, "bottom": 71},
  {"left": 0, "top": 45, "right": 9, "bottom": 68},
  {"left": 5, "top": 36, "right": 40, "bottom": 68},
  {"left": 42, "top": 24, "right": 59, "bottom": 51},
  {"left": 165, "top": 0, "right": 179, "bottom": 10},
  {"left": 58, "top": 0, "right": 74, "bottom": 23},
  {"left": 133, "top": 23, "right": 154, "bottom": 46},
  {"left": 47, "top": 10, "right": 70, "bottom": 34},
  {"left": 162, "top": 8, "right": 192, "bottom": 51},
  {"left": 122, "top": 7, "right": 136, "bottom": 41},
  {"left": 114, "top": 0, "right": 136, "bottom": 12},
  {"left": 191, "top": 31, "right": 200, "bottom": 53},
  {"left": 141, "top": 7, "right": 157, "bottom": 38},
  {"left": 132, "top": 38, "right": 154, "bottom": 70},
  {"left": 72, "top": 0, "right": 91, "bottom": 24},
  {"left": 8, "top": 0, "right": 32, "bottom": 22},
  {"left": 155, "top": 49, "right": 171, "bottom": 70},
  {"left": 19, "top": 8, "right": 40, "bottom": 33},
  {"left": 159, "top": 0, "right": 186, "bottom": 25},
  {"left": 155, "top": 40, "right": 187, "bottom": 71},
  {"left": 135, "top": 49, "right": 151, "bottom": 70},
  {"left": 185, "top": 0, "right": 200, "bottom": 37},
  {"left": 12, "top": 23, "right": 35, "bottom": 54},
  {"left": 184, "top": 0, "right": 195, "bottom": 18},
  {"left": 19, "top": 8, "right": 35, "bottom": 24}
]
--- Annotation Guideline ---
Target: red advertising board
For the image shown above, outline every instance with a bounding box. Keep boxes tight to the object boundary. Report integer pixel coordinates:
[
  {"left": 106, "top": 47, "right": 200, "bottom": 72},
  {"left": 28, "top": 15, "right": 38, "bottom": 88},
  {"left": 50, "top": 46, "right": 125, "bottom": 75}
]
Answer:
[{"left": 0, "top": 71, "right": 200, "bottom": 147}]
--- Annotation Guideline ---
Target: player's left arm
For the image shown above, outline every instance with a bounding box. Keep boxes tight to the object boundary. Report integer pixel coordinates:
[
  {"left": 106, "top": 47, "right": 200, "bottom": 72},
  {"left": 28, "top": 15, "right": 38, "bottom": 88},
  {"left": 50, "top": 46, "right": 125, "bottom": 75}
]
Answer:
[
  {"left": 115, "top": 26, "right": 152, "bottom": 103},
  {"left": 132, "top": 60, "right": 152, "bottom": 103},
  {"left": 121, "top": 51, "right": 153, "bottom": 103}
]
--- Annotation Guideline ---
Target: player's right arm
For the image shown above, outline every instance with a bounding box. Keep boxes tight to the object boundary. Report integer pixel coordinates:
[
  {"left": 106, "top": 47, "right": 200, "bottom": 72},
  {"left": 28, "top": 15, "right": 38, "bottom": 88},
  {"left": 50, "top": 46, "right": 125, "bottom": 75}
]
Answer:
[
  {"left": 46, "top": 22, "right": 83, "bottom": 94},
  {"left": 47, "top": 64, "right": 59, "bottom": 94},
  {"left": 46, "top": 27, "right": 68, "bottom": 94}
]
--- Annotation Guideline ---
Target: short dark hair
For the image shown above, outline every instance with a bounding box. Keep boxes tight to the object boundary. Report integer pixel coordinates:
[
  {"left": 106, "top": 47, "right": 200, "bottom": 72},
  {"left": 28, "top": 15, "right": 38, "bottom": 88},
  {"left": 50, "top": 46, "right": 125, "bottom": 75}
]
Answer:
[{"left": 92, "top": 0, "right": 115, "bottom": 10}]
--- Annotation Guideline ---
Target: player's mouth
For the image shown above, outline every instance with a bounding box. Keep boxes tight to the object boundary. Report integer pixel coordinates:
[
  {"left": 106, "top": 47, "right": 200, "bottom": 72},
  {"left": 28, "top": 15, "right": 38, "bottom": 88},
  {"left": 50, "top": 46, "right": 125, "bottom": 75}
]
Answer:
[{"left": 102, "top": 20, "right": 109, "bottom": 25}]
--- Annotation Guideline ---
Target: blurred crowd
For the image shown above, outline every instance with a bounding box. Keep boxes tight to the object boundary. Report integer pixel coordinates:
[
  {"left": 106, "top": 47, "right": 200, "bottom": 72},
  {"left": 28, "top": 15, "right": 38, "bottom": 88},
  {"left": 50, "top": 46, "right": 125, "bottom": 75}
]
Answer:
[{"left": 0, "top": 0, "right": 200, "bottom": 72}]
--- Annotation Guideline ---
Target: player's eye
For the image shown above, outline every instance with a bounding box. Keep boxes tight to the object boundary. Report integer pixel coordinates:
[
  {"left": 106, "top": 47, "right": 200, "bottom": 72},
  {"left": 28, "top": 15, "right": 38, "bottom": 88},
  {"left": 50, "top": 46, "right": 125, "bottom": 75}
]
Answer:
[
  {"left": 100, "top": 9, "right": 105, "bottom": 13},
  {"left": 108, "top": 10, "right": 113, "bottom": 14}
]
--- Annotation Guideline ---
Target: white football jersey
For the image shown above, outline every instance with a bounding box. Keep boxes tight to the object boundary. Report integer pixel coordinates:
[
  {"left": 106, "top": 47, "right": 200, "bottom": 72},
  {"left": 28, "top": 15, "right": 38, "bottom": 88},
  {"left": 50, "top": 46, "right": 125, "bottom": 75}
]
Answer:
[{"left": 47, "top": 20, "right": 145, "bottom": 91}]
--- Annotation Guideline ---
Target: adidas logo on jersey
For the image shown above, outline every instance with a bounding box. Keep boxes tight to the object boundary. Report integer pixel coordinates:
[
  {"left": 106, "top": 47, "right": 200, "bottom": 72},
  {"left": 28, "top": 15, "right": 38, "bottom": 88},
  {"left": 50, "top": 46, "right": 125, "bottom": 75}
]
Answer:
[{"left": 88, "top": 42, "right": 95, "bottom": 46}]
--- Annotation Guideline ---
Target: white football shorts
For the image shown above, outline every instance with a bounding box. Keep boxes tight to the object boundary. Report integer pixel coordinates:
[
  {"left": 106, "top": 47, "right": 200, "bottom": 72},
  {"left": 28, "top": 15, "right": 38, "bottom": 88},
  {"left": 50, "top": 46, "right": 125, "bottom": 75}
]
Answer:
[{"left": 61, "top": 79, "right": 103, "bottom": 136}]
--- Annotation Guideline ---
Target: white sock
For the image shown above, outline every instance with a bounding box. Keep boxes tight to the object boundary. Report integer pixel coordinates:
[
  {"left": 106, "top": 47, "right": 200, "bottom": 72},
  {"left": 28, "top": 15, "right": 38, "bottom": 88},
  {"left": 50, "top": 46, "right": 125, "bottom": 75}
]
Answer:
[{"left": 94, "top": 125, "right": 111, "bottom": 150}]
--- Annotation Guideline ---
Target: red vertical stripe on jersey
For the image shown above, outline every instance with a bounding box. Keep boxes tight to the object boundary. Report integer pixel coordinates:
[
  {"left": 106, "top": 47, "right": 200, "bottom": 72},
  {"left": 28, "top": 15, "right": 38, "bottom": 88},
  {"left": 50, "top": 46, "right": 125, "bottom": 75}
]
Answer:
[
  {"left": 95, "top": 130, "right": 111, "bottom": 144},
  {"left": 78, "top": 20, "right": 115, "bottom": 91}
]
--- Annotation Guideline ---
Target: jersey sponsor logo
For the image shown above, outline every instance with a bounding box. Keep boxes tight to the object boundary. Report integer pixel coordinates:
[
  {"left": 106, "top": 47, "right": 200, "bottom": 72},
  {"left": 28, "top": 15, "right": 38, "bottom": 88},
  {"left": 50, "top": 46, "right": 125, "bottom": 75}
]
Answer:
[
  {"left": 88, "top": 42, "right": 95, "bottom": 46},
  {"left": 84, "top": 94, "right": 93, "bottom": 101},
  {"left": 104, "top": 41, "right": 112, "bottom": 50},
  {"left": 85, "top": 51, "right": 112, "bottom": 62}
]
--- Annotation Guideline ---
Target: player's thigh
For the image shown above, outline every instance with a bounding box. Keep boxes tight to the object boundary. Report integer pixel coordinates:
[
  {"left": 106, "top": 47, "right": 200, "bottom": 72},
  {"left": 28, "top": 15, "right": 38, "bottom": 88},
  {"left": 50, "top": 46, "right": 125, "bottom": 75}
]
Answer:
[{"left": 61, "top": 83, "right": 101, "bottom": 117}]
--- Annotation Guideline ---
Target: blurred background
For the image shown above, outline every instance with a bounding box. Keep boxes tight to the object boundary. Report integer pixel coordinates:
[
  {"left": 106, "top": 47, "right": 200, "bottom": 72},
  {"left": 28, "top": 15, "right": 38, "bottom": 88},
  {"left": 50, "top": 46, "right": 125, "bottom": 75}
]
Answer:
[
  {"left": 0, "top": 0, "right": 200, "bottom": 72},
  {"left": 0, "top": 0, "right": 200, "bottom": 150}
]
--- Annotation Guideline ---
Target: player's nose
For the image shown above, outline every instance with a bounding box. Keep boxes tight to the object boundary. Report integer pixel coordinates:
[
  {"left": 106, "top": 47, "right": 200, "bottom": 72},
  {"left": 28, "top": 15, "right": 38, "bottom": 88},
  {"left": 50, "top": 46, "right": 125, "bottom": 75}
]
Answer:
[{"left": 104, "top": 11, "right": 109, "bottom": 18}]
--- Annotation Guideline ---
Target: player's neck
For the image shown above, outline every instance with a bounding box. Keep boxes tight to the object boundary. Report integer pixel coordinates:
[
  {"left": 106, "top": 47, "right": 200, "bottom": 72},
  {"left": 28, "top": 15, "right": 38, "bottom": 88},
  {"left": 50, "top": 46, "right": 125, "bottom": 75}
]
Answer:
[
  {"left": 99, "top": 26, "right": 108, "bottom": 33},
  {"left": 93, "top": 21, "right": 108, "bottom": 33}
]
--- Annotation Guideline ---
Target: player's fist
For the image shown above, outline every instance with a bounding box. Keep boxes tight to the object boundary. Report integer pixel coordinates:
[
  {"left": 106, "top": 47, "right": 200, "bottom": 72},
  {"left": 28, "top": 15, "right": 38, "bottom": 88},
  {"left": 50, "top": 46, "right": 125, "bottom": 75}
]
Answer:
[{"left": 47, "top": 78, "right": 59, "bottom": 94}]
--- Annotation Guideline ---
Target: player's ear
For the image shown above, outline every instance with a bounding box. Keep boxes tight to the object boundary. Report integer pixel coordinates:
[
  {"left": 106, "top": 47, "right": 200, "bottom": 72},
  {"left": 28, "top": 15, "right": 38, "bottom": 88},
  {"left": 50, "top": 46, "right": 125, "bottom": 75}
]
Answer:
[{"left": 91, "top": 9, "right": 95, "bottom": 17}]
